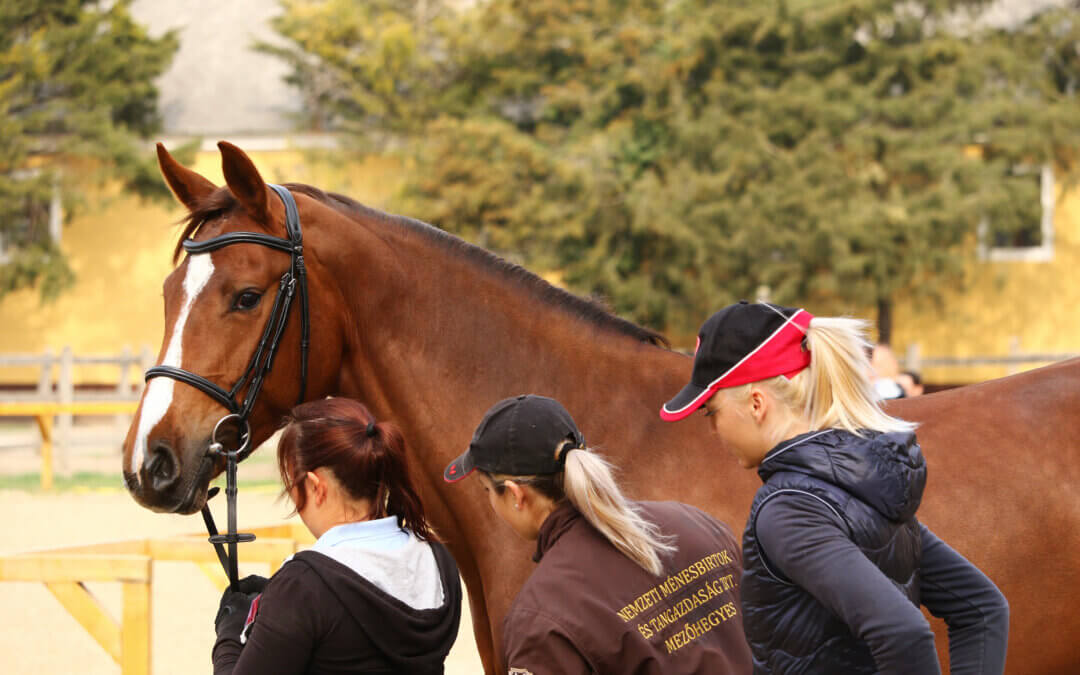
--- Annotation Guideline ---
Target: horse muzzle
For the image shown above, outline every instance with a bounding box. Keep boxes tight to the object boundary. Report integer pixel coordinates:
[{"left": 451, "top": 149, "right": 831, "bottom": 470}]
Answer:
[{"left": 124, "top": 442, "right": 217, "bottom": 514}]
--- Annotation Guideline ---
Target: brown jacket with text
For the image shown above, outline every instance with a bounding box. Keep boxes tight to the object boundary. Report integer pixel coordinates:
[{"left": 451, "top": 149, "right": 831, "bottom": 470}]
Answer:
[{"left": 502, "top": 501, "right": 752, "bottom": 675}]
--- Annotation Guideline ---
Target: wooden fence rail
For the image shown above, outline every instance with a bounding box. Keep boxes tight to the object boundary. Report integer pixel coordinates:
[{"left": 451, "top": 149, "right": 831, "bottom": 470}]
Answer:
[
  {"left": 0, "top": 346, "right": 153, "bottom": 475},
  {"left": 902, "top": 341, "right": 1078, "bottom": 376},
  {"left": 0, "top": 553, "right": 151, "bottom": 672},
  {"left": 0, "top": 524, "right": 311, "bottom": 675},
  {"left": 0, "top": 345, "right": 155, "bottom": 401},
  {"left": 0, "top": 401, "right": 139, "bottom": 489}
]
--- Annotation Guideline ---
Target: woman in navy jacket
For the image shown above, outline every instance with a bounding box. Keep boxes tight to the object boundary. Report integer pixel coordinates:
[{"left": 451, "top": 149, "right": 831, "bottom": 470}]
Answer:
[{"left": 660, "top": 301, "right": 1009, "bottom": 674}]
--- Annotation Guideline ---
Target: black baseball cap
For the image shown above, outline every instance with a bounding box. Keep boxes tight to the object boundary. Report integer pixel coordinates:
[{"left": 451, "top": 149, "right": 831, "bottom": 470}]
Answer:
[
  {"left": 444, "top": 395, "right": 585, "bottom": 483},
  {"left": 660, "top": 301, "right": 814, "bottom": 422}
]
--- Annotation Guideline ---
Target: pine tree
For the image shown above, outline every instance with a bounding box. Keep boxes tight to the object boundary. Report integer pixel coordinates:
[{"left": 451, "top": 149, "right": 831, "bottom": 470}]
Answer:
[
  {"left": 256, "top": 0, "right": 458, "bottom": 138},
  {"left": 0, "top": 0, "right": 179, "bottom": 301},
  {"left": 679, "top": 1, "right": 1080, "bottom": 341}
]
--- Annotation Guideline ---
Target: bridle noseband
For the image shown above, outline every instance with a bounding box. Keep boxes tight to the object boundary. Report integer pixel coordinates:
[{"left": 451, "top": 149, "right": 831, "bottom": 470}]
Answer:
[{"left": 143, "top": 184, "right": 311, "bottom": 590}]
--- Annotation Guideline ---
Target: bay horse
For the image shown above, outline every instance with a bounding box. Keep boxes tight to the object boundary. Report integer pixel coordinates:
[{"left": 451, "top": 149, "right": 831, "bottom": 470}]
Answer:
[{"left": 123, "top": 141, "right": 1079, "bottom": 674}]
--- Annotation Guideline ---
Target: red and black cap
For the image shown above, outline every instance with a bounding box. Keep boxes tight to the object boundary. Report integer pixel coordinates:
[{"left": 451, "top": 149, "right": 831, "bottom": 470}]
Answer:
[
  {"left": 660, "top": 301, "right": 814, "bottom": 422},
  {"left": 444, "top": 395, "right": 585, "bottom": 483}
]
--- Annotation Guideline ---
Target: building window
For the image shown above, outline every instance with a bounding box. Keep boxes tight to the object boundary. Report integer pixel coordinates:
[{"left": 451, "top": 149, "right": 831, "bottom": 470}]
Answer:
[{"left": 978, "top": 164, "right": 1054, "bottom": 263}]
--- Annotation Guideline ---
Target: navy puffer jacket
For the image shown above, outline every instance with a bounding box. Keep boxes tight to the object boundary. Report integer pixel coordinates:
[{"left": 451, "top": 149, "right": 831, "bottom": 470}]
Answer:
[{"left": 741, "top": 428, "right": 930, "bottom": 674}]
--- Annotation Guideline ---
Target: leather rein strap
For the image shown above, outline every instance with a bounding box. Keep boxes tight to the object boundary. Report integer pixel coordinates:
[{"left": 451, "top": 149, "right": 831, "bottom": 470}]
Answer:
[{"left": 143, "top": 184, "right": 311, "bottom": 591}]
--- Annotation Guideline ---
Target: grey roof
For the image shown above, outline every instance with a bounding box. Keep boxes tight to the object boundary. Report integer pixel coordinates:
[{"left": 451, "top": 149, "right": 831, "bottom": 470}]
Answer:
[
  {"left": 130, "top": 0, "right": 301, "bottom": 135},
  {"left": 946, "top": 0, "right": 1074, "bottom": 33}
]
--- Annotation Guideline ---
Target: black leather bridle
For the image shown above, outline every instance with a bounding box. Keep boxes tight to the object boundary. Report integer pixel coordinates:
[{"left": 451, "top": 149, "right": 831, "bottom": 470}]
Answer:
[{"left": 144, "top": 184, "right": 310, "bottom": 590}]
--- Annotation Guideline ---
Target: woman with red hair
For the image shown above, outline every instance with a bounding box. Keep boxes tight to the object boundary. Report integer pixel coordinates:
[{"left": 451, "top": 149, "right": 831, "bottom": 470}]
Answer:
[{"left": 212, "top": 398, "right": 462, "bottom": 675}]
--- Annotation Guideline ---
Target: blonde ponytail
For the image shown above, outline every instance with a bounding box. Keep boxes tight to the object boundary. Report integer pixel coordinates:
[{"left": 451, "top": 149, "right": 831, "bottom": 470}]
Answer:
[
  {"left": 806, "top": 317, "right": 918, "bottom": 433},
  {"left": 723, "top": 316, "right": 915, "bottom": 435},
  {"left": 561, "top": 449, "right": 675, "bottom": 576},
  {"left": 485, "top": 445, "right": 675, "bottom": 576}
]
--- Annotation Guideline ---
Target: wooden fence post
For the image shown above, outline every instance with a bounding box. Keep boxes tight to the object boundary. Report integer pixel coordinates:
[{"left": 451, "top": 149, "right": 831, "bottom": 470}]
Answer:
[
  {"left": 121, "top": 577, "right": 152, "bottom": 675},
  {"left": 1007, "top": 337, "right": 1021, "bottom": 376},
  {"left": 115, "top": 345, "right": 133, "bottom": 437},
  {"left": 904, "top": 343, "right": 922, "bottom": 374},
  {"left": 139, "top": 345, "right": 154, "bottom": 395},
  {"left": 37, "top": 348, "right": 54, "bottom": 399},
  {"left": 58, "top": 346, "right": 73, "bottom": 476},
  {"left": 35, "top": 414, "right": 53, "bottom": 491}
]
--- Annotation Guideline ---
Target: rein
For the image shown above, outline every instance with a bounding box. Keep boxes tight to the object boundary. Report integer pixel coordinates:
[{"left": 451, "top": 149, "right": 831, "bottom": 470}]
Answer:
[{"left": 144, "top": 184, "right": 310, "bottom": 591}]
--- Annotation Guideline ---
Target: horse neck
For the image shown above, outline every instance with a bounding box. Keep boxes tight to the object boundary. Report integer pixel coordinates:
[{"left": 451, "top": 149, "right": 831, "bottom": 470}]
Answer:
[
  {"left": 310, "top": 208, "right": 694, "bottom": 495},
  {"left": 320, "top": 219, "right": 687, "bottom": 435}
]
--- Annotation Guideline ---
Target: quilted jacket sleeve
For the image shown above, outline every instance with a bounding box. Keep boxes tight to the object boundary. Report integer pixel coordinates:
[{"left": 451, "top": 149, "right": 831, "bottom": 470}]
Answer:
[
  {"left": 757, "top": 494, "right": 941, "bottom": 675},
  {"left": 918, "top": 524, "right": 1009, "bottom": 675}
]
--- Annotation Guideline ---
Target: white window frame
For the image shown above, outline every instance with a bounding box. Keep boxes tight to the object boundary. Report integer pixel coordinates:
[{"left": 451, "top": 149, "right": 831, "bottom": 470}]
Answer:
[{"left": 978, "top": 164, "right": 1054, "bottom": 263}]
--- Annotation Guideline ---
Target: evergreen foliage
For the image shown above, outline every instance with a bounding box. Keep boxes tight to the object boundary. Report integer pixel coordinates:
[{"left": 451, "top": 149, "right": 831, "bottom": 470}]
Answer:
[
  {"left": 0, "top": 0, "right": 180, "bottom": 301},
  {"left": 268, "top": 0, "right": 1080, "bottom": 341},
  {"left": 256, "top": 0, "right": 458, "bottom": 135}
]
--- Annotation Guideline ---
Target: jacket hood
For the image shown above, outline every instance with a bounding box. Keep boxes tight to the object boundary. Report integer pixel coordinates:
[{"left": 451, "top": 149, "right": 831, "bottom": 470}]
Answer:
[
  {"left": 293, "top": 542, "right": 461, "bottom": 671},
  {"left": 757, "top": 428, "right": 926, "bottom": 522}
]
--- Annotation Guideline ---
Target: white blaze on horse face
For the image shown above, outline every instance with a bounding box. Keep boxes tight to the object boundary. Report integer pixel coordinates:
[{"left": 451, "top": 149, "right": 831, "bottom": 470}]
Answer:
[{"left": 130, "top": 253, "right": 215, "bottom": 478}]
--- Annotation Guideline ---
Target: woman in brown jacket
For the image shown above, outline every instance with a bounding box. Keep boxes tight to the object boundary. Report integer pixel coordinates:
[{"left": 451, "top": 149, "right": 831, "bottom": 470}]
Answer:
[{"left": 445, "top": 394, "right": 752, "bottom": 675}]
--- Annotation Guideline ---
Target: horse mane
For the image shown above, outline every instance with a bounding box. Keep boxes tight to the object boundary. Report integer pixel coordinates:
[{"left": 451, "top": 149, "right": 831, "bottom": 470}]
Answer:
[{"left": 175, "top": 183, "right": 669, "bottom": 348}]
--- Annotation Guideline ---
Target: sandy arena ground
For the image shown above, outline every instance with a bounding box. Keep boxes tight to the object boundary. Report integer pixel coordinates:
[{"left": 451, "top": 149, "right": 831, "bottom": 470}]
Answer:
[{"left": 0, "top": 488, "right": 484, "bottom": 674}]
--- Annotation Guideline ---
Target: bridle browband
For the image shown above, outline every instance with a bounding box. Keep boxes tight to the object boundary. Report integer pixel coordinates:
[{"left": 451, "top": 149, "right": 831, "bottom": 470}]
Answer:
[{"left": 143, "top": 184, "right": 311, "bottom": 590}]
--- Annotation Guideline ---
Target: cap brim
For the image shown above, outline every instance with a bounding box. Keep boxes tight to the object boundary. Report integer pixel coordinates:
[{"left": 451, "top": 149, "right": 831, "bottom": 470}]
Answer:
[
  {"left": 443, "top": 450, "right": 477, "bottom": 483},
  {"left": 660, "top": 381, "right": 717, "bottom": 422}
]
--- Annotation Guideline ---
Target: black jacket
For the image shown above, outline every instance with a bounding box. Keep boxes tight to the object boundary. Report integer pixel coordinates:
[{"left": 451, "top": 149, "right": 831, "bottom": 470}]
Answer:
[
  {"left": 213, "top": 541, "right": 462, "bottom": 674},
  {"left": 741, "top": 429, "right": 1008, "bottom": 674}
]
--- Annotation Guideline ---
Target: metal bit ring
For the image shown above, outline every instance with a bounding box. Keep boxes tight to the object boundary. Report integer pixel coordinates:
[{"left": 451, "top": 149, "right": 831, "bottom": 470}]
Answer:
[{"left": 211, "top": 413, "right": 252, "bottom": 457}]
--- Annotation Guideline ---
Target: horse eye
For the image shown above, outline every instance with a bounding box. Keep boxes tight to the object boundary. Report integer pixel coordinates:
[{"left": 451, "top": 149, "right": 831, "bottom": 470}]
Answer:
[{"left": 232, "top": 290, "right": 262, "bottom": 311}]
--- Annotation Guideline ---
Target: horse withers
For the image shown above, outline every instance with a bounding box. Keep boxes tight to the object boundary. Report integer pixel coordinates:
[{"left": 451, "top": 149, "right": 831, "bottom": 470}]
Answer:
[{"left": 122, "top": 141, "right": 1080, "bottom": 674}]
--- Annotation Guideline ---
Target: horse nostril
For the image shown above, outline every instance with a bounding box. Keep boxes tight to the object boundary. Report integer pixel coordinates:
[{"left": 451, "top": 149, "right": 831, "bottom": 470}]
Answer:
[
  {"left": 145, "top": 441, "right": 180, "bottom": 492},
  {"left": 123, "top": 471, "right": 140, "bottom": 494}
]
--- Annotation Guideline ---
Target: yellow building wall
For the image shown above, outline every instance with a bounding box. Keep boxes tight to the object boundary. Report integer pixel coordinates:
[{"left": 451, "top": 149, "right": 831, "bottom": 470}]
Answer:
[
  {"left": 0, "top": 146, "right": 402, "bottom": 384},
  {"left": 890, "top": 178, "right": 1080, "bottom": 384}
]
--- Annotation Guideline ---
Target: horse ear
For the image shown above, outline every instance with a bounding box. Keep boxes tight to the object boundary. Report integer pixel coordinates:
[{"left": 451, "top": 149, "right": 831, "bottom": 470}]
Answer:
[
  {"left": 218, "top": 141, "right": 270, "bottom": 224},
  {"left": 156, "top": 143, "right": 216, "bottom": 211}
]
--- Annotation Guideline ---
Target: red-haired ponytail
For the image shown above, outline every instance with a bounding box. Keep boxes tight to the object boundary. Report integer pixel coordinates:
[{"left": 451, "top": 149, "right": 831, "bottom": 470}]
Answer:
[{"left": 277, "top": 398, "right": 434, "bottom": 541}]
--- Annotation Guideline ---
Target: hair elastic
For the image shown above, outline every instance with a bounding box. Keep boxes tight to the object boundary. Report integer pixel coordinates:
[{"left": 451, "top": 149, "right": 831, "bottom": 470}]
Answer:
[
  {"left": 365, "top": 421, "right": 377, "bottom": 437},
  {"left": 556, "top": 434, "right": 585, "bottom": 466}
]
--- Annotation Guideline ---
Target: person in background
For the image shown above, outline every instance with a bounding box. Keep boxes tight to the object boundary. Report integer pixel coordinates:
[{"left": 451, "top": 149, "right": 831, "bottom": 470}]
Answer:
[
  {"left": 870, "top": 343, "right": 906, "bottom": 400},
  {"left": 660, "top": 301, "right": 1008, "bottom": 674},
  {"left": 897, "top": 370, "right": 925, "bottom": 398},
  {"left": 213, "top": 397, "right": 461, "bottom": 675},
  {"left": 445, "top": 394, "right": 752, "bottom": 674}
]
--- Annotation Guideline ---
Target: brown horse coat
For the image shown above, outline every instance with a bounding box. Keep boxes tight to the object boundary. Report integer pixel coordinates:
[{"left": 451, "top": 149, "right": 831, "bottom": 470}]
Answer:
[{"left": 123, "top": 143, "right": 1080, "bottom": 674}]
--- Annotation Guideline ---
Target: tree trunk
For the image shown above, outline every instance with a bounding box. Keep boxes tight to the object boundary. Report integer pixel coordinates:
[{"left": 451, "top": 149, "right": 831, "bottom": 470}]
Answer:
[{"left": 877, "top": 298, "right": 893, "bottom": 345}]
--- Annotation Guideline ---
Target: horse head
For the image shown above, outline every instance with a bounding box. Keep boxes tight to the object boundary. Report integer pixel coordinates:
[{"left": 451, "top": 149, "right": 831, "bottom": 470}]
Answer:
[{"left": 122, "top": 142, "right": 344, "bottom": 513}]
